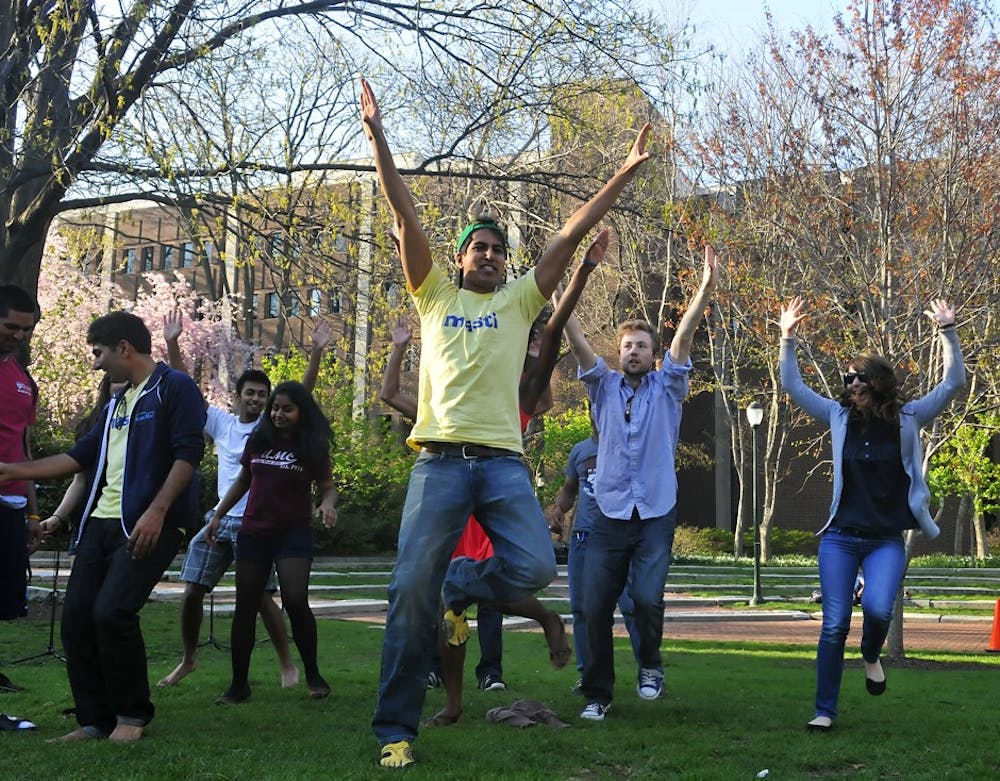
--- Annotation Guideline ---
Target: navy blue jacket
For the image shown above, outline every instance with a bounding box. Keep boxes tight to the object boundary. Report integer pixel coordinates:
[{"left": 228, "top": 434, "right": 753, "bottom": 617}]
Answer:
[{"left": 68, "top": 362, "right": 206, "bottom": 542}]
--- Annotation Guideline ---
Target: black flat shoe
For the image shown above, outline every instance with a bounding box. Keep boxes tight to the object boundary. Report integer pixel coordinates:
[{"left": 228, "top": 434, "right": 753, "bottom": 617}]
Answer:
[{"left": 865, "top": 676, "right": 886, "bottom": 696}]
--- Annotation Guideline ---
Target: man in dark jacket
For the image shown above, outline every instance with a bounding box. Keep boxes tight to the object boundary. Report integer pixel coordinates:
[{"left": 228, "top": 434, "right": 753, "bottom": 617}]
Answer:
[{"left": 0, "top": 310, "right": 205, "bottom": 742}]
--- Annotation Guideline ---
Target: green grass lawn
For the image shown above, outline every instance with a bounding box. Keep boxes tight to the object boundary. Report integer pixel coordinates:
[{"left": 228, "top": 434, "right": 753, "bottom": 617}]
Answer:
[{"left": 2, "top": 604, "right": 998, "bottom": 781}]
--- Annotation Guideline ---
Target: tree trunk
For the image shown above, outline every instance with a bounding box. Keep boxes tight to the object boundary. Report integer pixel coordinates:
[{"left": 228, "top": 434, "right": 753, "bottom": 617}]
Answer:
[
  {"left": 885, "top": 530, "right": 917, "bottom": 660},
  {"left": 972, "top": 508, "right": 988, "bottom": 560},
  {"left": 953, "top": 494, "right": 969, "bottom": 555}
]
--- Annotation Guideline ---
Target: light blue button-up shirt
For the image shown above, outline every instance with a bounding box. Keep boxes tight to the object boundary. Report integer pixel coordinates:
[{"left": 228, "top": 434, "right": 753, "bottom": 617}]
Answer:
[{"left": 580, "top": 355, "right": 691, "bottom": 521}]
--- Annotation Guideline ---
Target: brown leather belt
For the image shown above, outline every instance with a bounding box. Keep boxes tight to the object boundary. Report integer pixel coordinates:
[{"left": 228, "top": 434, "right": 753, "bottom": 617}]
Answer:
[{"left": 420, "top": 442, "right": 520, "bottom": 459}]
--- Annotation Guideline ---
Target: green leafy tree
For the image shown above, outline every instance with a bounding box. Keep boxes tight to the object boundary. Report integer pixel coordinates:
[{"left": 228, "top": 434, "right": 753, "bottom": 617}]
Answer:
[{"left": 928, "top": 415, "right": 1000, "bottom": 560}]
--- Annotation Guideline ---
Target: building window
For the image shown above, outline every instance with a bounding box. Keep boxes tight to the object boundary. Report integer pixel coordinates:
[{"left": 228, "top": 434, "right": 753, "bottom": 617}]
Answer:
[
  {"left": 162, "top": 245, "right": 175, "bottom": 270},
  {"left": 203, "top": 240, "right": 214, "bottom": 263},
  {"left": 334, "top": 234, "right": 347, "bottom": 252},
  {"left": 141, "top": 246, "right": 154, "bottom": 271},
  {"left": 270, "top": 231, "right": 283, "bottom": 257},
  {"left": 123, "top": 248, "right": 136, "bottom": 274},
  {"left": 265, "top": 292, "right": 279, "bottom": 318},
  {"left": 289, "top": 291, "right": 300, "bottom": 317},
  {"left": 328, "top": 287, "right": 342, "bottom": 314},
  {"left": 250, "top": 293, "right": 259, "bottom": 318},
  {"left": 181, "top": 242, "right": 195, "bottom": 268},
  {"left": 309, "top": 288, "right": 321, "bottom": 317}
]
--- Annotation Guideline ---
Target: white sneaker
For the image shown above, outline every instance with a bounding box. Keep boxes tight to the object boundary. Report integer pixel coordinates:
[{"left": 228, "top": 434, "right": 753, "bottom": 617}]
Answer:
[
  {"left": 580, "top": 702, "right": 610, "bottom": 721},
  {"left": 637, "top": 668, "right": 664, "bottom": 700}
]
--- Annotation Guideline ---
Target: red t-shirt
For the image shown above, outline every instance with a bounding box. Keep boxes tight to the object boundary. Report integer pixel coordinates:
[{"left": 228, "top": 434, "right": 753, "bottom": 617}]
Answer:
[
  {"left": 240, "top": 440, "right": 331, "bottom": 537},
  {"left": 0, "top": 356, "right": 37, "bottom": 496}
]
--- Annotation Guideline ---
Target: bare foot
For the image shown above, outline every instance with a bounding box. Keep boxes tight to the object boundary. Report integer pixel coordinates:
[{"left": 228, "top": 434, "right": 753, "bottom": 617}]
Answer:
[
  {"left": 280, "top": 664, "right": 299, "bottom": 688},
  {"left": 424, "top": 708, "right": 462, "bottom": 727},
  {"left": 541, "top": 610, "right": 572, "bottom": 670},
  {"left": 47, "top": 727, "right": 102, "bottom": 744},
  {"left": 109, "top": 723, "right": 144, "bottom": 743},
  {"left": 157, "top": 659, "right": 197, "bottom": 687},
  {"left": 306, "top": 674, "right": 330, "bottom": 700}
]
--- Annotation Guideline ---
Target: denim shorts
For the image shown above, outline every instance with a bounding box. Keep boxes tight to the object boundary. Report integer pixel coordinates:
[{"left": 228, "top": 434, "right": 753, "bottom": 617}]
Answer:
[
  {"left": 181, "top": 514, "right": 277, "bottom": 590},
  {"left": 235, "top": 525, "right": 314, "bottom": 563}
]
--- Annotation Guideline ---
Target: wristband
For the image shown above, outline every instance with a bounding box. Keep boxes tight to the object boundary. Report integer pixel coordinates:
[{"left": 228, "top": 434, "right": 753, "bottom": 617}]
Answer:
[
  {"left": 581, "top": 256, "right": 598, "bottom": 268},
  {"left": 26, "top": 514, "right": 41, "bottom": 522}
]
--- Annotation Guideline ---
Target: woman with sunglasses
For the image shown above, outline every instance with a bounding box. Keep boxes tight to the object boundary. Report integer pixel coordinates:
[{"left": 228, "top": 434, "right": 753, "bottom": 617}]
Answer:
[{"left": 779, "top": 296, "right": 965, "bottom": 732}]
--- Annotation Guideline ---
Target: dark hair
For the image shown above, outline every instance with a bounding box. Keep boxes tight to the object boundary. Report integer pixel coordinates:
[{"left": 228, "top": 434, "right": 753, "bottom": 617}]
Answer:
[
  {"left": 236, "top": 369, "right": 271, "bottom": 395},
  {"left": 247, "top": 381, "right": 333, "bottom": 471},
  {"left": 839, "top": 353, "right": 903, "bottom": 424},
  {"left": 0, "top": 284, "right": 37, "bottom": 319},
  {"left": 74, "top": 375, "right": 116, "bottom": 439},
  {"left": 86, "top": 311, "right": 152, "bottom": 354},
  {"left": 617, "top": 319, "right": 660, "bottom": 354}
]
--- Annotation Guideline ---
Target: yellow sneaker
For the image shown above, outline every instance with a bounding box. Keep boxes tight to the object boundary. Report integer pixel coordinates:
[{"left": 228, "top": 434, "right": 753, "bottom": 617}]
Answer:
[
  {"left": 379, "top": 740, "right": 415, "bottom": 768},
  {"left": 442, "top": 608, "right": 470, "bottom": 647}
]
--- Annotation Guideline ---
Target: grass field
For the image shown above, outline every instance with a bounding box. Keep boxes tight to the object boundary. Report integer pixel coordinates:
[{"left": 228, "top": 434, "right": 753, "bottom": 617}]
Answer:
[{"left": 2, "top": 603, "right": 999, "bottom": 781}]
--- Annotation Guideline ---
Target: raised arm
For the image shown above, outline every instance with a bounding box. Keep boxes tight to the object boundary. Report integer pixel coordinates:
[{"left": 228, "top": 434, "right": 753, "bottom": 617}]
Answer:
[
  {"left": 360, "top": 78, "right": 433, "bottom": 291},
  {"left": 379, "top": 321, "right": 418, "bottom": 421},
  {"left": 302, "top": 320, "right": 331, "bottom": 393},
  {"left": 533, "top": 124, "right": 651, "bottom": 297},
  {"left": 669, "top": 244, "right": 720, "bottom": 365},
  {"left": 521, "top": 230, "right": 608, "bottom": 412},
  {"left": 163, "top": 308, "right": 189, "bottom": 375}
]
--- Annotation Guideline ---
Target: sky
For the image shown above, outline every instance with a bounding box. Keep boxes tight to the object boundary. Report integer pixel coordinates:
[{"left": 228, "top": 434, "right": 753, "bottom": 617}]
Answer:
[{"left": 649, "top": 0, "right": 848, "bottom": 57}]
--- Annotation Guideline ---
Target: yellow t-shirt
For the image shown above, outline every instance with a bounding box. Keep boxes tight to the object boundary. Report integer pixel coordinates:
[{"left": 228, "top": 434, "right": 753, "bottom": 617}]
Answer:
[
  {"left": 92, "top": 376, "right": 150, "bottom": 519},
  {"left": 408, "top": 264, "right": 546, "bottom": 453}
]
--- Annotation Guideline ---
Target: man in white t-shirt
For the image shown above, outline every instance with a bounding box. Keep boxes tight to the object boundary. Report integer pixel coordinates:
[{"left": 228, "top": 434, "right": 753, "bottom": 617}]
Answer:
[{"left": 157, "top": 317, "right": 330, "bottom": 687}]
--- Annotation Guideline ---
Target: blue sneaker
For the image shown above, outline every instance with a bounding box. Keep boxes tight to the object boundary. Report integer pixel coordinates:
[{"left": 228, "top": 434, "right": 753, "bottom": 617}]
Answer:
[
  {"left": 637, "top": 668, "right": 664, "bottom": 700},
  {"left": 580, "top": 701, "right": 610, "bottom": 721}
]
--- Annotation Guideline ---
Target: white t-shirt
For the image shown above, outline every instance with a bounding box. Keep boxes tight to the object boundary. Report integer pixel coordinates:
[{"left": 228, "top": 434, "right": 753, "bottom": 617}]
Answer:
[{"left": 206, "top": 405, "right": 258, "bottom": 518}]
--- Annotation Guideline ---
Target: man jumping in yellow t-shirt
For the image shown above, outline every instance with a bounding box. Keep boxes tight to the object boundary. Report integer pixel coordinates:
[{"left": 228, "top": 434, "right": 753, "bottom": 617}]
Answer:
[{"left": 360, "top": 77, "right": 650, "bottom": 768}]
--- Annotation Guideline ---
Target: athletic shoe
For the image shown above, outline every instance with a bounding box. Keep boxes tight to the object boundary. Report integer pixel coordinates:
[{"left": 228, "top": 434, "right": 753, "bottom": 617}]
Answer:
[
  {"left": 379, "top": 740, "right": 415, "bottom": 768},
  {"left": 426, "top": 671, "right": 443, "bottom": 689},
  {"left": 637, "top": 668, "right": 664, "bottom": 700},
  {"left": 478, "top": 674, "right": 506, "bottom": 692},
  {"left": 580, "top": 702, "right": 610, "bottom": 721},
  {"left": 442, "top": 608, "right": 470, "bottom": 647}
]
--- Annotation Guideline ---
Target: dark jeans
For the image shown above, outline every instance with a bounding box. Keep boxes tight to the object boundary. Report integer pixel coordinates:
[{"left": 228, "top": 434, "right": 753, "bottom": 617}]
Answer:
[
  {"left": 473, "top": 604, "right": 503, "bottom": 682},
  {"left": 581, "top": 509, "right": 676, "bottom": 706},
  {"left": 62, "top": 517, "right": 183, "bottom": 733},
  {"left": 0, "top": 505, "right": 28, "bottom": 620}
]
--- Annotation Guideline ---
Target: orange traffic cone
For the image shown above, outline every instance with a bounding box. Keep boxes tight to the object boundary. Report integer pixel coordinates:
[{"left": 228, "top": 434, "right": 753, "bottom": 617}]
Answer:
[{"left": 988, "top": 600, "right": 1000, "bottom": 654}]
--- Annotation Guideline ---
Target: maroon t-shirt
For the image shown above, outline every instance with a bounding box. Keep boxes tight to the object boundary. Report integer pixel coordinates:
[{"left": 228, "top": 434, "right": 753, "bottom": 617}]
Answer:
[{"left": 240, "top": 439, "right": 332, "bottom": 537}]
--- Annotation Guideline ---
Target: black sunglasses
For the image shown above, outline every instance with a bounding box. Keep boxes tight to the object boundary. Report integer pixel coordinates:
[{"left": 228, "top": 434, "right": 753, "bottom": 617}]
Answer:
[{"left": 843, "top": 371, "right": 869, "bottom": 387}]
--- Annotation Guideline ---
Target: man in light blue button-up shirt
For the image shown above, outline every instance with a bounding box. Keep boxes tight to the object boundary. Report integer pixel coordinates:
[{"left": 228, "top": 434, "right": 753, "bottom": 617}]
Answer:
[{"left": 566, "top": 244, "right": 719, "bottom": 721}]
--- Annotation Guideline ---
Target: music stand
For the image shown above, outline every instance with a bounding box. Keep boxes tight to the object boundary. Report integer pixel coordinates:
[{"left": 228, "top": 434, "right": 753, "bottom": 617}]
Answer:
[
  {"left": 198, "top": 591, "right": 229, "bottom": 650},
  {"left": 13, "top": 547, "right": 67, "bottom": 664}
]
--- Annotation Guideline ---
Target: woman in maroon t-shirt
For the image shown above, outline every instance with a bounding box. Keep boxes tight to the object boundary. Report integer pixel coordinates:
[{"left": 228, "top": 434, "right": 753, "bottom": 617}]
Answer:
[{"left": 208, "top": 381, "right": 337, "bottom": 703}]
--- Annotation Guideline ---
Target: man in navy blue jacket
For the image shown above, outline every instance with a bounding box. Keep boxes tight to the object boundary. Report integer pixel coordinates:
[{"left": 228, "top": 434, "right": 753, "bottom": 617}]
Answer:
[{"left": 0, "top": 310, "right": 205, "bottom": 742}]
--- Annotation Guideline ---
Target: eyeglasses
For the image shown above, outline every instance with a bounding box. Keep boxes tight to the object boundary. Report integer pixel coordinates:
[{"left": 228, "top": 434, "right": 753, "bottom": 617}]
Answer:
[{"left": 843, "top": 371, "right": 869, "bottom": 387}]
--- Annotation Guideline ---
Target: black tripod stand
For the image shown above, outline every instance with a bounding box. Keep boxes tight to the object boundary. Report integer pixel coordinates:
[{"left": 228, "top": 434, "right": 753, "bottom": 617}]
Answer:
[
  {"left": 13, "top": 548, "right": 67, "bottom": 664},
  {"left": 198, "top": 592, "right": 229, "bottom": 650}
]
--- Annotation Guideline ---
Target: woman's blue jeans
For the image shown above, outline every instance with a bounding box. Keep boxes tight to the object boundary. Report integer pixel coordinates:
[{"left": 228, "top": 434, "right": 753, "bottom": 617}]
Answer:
[{"left": 814, "top": 528, "right": 905, "bottom": 719}]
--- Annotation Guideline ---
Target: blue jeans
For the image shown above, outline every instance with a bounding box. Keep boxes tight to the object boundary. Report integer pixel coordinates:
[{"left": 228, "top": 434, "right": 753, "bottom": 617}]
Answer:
[
  {"left": 814, "top": 528, "right": 905, "bottom": 719},
  {"left": 473, "top": 604, "right": 504, "bottom": 682},
  {"left": 581, "top": 509, "right": 676, "bottom": 706},
  {"left": 371, "top": 452, "right": 556, "bottom": 744},
  {"left": 568, "top": 531, "right": 640, "bottom": 673}
]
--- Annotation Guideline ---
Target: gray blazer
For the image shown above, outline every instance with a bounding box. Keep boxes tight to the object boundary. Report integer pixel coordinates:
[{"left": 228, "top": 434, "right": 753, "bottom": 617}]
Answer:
[{"left": 779, "top": 328, "right": 965, "bottom": 539}]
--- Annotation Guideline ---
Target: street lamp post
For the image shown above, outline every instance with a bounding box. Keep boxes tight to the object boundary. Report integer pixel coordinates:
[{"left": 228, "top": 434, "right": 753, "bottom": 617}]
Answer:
[{"left": 746, "top": 401, "right": 765, "bottom": 606}]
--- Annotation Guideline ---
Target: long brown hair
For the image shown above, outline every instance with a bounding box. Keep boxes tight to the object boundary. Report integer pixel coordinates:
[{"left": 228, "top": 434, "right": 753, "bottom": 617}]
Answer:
[{"left": 838, "top": 353, "right": 904, "bottom": 425}]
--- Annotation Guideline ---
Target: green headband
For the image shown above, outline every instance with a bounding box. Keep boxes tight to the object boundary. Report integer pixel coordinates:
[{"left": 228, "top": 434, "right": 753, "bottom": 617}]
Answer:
[{"left": 455, "top": 221, "right": 507, "bottom": 254}]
